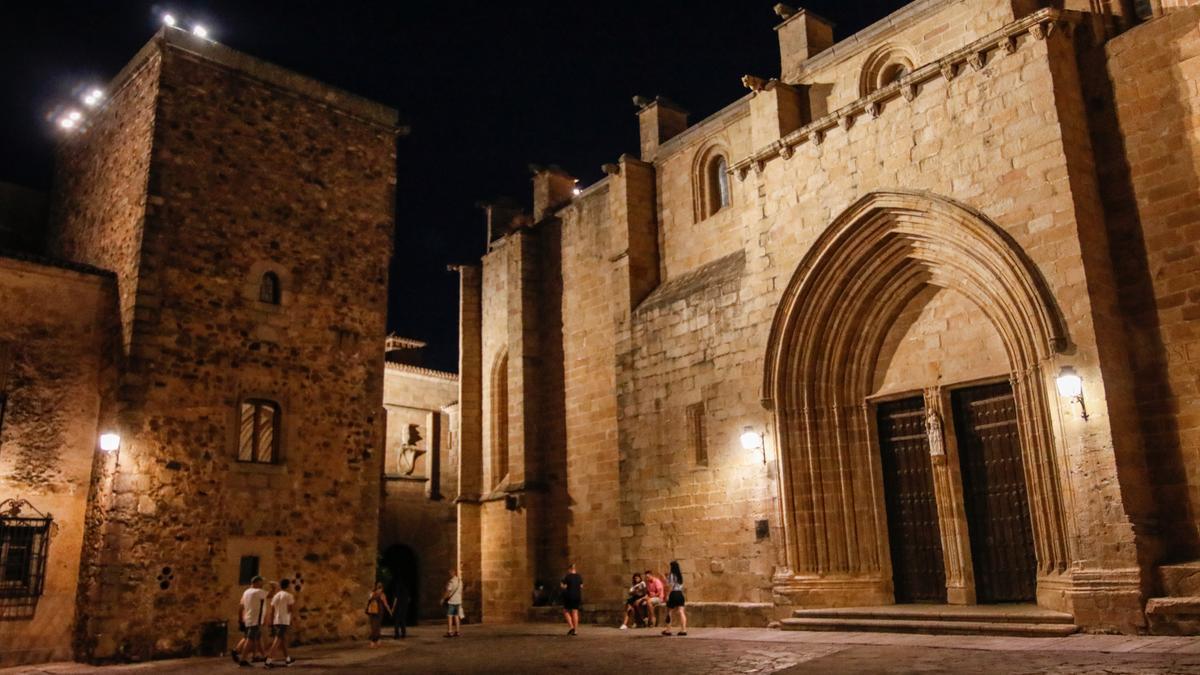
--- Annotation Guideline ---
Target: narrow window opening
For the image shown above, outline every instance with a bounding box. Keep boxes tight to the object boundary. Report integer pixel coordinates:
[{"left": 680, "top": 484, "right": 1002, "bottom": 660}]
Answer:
[
  {"left": 238, "top": 399, "right": 280, "bottom": 464},
  {"left": 708, "top": 156, "right": 731, "bottom": 215},
  {"left": 259, "top": 272, "right": 281, "bottom": 305},
  {"left": 687, "top": 402, "right": 707, "bottom": 467},
  {"left": 492, "top": 354, "right": 510, "bottom": 488}
]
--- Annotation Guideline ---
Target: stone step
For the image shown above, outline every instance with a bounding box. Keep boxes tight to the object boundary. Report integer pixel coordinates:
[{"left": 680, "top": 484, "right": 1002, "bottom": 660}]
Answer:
[
  {"left": 780, "top": 616, "right": 1080, "bottom": 637},
  {"left": 1146, "top": 596, "right": 1200, "bottom": 635},
  {"left": 790, "top": 605, "right": 1076, "bottom": 625},
  {"left": 1159, "top": 561, "right": 1200, "bottom": 597}
]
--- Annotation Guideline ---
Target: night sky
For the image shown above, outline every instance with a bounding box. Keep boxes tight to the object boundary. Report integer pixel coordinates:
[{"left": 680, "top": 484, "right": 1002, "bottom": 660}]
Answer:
[{"left": 0, "top": 1, "right": 905, "bottom": 371}]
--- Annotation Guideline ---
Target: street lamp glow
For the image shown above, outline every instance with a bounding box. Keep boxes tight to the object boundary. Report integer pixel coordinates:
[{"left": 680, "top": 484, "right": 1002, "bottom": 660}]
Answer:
[
  {"left": 163, "top": 13, "right": 177, "bottom": 27},
  {"left": 572, "top": 187, "right": 582, "bottom": 197},
  {"left": 68, "top": 110, "right": 82, "bottom": 121},
  {"left": 740, "top": 426, "right": 763, "bottom": 451},
  {"left": 1055, "top": 366, "right": 1083, "bottom": 398},
  {"left": 59, "top": 116, "right": 77, "bottom": 130},
  {"left": 192, "top": 24, "right": 209, "bottom": 39},
  {"left": 98, "top": 432, "right": 121, "bottom": 452}
]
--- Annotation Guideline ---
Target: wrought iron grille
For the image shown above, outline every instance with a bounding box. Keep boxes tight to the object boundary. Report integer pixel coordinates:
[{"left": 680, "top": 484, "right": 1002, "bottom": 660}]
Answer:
[{"left": 0, "top": 499, "right": 53, "bottom": 600}]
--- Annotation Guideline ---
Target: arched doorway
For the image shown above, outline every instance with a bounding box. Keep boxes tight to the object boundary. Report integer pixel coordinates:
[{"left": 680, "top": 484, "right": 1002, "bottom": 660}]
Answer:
[
  {"left": 380, "top": 544, "right": 420, "bottom": 625},
  {"left": 762, "top": 190, "right": 1073, "bottom": 608}
]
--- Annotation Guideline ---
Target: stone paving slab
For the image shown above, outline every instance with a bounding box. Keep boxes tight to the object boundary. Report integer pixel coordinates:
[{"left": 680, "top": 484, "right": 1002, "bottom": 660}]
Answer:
[{"left": 3, "top": 624, "right": 1199, "bottom": 674}]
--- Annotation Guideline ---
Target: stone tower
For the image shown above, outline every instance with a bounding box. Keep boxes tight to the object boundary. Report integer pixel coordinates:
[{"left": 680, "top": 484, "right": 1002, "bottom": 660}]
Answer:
[{"left": 48, "top": 28, "right": 398, "bottom": 660}]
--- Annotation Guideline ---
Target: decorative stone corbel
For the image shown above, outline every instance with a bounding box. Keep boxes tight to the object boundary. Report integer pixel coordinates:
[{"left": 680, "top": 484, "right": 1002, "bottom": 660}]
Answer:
[
  {"left": 1030, "top": 22, "right": 1047, "bottom": 41},
  {"left": 967, "top": 50, "right": 986, "bottom": 71},
  {"left": 753, "top": 158, "right": 766, "bottom": 175},
  {"left": 1002, "top": 34, "right": 1018, "bottom": 55},
  {"left": 865, "top": 101, "right": 881, "bottom": 119},
  {"left": 902, "top": 82, "right": 918, "bottom": 102},
  {"left": 779, "top": 143, "right": 794, "bottom": 160},
  {"left": 813, "top": 129, "right": 825, "bottom": 146},
  {"left": 940, "top": 62, "right": 957, "bottom": 81},
  {"left": 737, "top": 166, "right": 750, "bottom": 182},
  {"left": 742, "top": 74, "right": 768, "bottom": 93},
  {"left": 840, "top": 114, "right": 854, "bottom": 131}
]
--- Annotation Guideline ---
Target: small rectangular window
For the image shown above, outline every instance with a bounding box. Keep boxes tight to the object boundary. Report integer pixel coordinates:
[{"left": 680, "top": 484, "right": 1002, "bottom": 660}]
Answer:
[
  {"left": 238, "top": 555, "right": 260, "bottom": 585},
  {"left": 238, "top": 399, "right": 280, "bottom": 464},
  {"left": 687, "top": 402, "right": 707, "bottom": 467}
]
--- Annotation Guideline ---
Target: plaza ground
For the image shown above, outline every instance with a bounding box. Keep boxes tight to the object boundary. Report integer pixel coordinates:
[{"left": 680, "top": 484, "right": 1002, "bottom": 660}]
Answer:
[{"left": 4, "top": 624, "right": 1200, "bottom": 674}]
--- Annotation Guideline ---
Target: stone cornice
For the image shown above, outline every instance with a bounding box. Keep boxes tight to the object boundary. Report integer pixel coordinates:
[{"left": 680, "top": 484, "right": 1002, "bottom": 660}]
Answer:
[
  {"left": 384, "top": 361, "right": 458, "bottom": 381},
  {"left": 731, "top": 8, "right": 1080, "bottom": 181},
  {"left": 0, "top": 248, "right": 116, "bottom": 281}
]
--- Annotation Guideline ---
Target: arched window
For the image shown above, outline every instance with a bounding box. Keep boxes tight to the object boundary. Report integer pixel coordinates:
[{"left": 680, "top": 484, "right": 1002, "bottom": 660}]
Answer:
[
  {"left": 491, "top": 353, "right": 509, "bottom": 488},
  {"left": 258, "top": 272, "right": 281, "bottom": 305},
  {"left": 711, "top": 156, "right": 731, "bottom": 213},
  {"left": 859, "top": 44, "right": 917, "bottom": 97},
  {"left": 695, "top": 148, "right": 732, "bottom": 221},
  {"left": 238, "top": 398, "right": 280, "bottom": 463},
  {"left": 879, "top": 62, "right": 909, "bottom": 88}
]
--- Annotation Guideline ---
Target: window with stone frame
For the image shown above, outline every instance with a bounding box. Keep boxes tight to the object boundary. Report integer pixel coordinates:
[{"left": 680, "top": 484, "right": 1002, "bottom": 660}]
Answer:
[
  {"left": 708, "top": 155, "right": 731, "bottom": 215},
  {"left": 238, "top": 399, "right": 281, "bottom": 464},
  {"left": 258, "top": 271, "right": 281, "bottom": 305}
]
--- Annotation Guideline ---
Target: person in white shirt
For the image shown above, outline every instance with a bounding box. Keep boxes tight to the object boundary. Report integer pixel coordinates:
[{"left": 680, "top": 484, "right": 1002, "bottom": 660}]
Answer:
[
  {"left": 442, "top": 568, "right": 463, "bottom": 637},
  {"left": 266, "top": 578, "right": 295, "bottom": 668},
  {"left": 233, "top": 576, "right": 267, "bottom": 667}
]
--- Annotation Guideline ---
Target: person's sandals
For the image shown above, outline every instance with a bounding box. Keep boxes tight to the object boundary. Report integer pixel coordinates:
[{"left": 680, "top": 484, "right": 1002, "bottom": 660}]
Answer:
[
  {"left": 661, "top": 630, "right": 672, "bottom": 636},
  {"left": 231, "top": 650, "right": 240, "bottom": 663},
  {"left": 678, "top": 631, "right": 688, "bottom": 636},
  {"left": 443, "top": 633, "right": 454, "bottom": 638},
  {"left": 567, "top": 628, "right": 577, "bottom": 636}
]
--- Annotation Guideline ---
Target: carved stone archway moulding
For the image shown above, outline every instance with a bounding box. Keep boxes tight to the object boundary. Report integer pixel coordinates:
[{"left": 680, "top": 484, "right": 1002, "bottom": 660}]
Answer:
[{"left": 760, "top": 190, "right": 1075, "bottom": 610}]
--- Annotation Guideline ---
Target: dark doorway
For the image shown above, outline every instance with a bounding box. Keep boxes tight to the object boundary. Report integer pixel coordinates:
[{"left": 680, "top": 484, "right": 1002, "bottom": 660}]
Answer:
[
  {"left": 952, "top": 381, "right": 1038, "bottom": 603},
  {"left": 877, "top": 396, "right": 947, "bottom": 603},
  {"left": 380, "top": 544, "right": 420, "bottom": 625}
]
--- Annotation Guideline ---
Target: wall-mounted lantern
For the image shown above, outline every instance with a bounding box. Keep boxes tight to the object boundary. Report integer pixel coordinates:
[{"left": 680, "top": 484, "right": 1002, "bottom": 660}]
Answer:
[
  {"left": 98, "top": 432, "right": 121, "bottom": 452},
  {"left": 1055, "top": 366, "right": 1089, "bottom": 421},
  {"left": 741, "top": 426, "right": 767, "bottom": 463}
]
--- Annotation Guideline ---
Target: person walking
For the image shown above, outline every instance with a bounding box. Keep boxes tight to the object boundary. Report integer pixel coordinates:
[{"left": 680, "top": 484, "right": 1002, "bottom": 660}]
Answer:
[
  {"left": 366, "top": 582, "right": 387, "bottom": 647},
  {"left": 265, "top": 578, "right": 295, "bottom": 668},
  {"left": 232, "top": 576, "right": 267, "bottom": 667},
  {"left": 661, "top": 561, "right": 687, "bottom": 636},
  {"left": 443, "top": 568, "right": 463, "bottom": 637},
  {"left": 388, "top": 581, "right": 410, "bottom": 639},
  {"left": 560, "top": 563, "right": 583, "bottom": 636}
]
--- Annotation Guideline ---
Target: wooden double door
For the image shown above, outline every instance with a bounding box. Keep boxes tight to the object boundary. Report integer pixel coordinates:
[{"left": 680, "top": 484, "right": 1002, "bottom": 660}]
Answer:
[{"left": 876, "top": 382, "right": 1038, "bottom": 604}]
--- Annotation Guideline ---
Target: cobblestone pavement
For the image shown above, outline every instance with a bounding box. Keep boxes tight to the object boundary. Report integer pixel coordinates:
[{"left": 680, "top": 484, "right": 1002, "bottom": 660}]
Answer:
[{"left": 6, "top": 624, "right": 1200, "bottom": 674}]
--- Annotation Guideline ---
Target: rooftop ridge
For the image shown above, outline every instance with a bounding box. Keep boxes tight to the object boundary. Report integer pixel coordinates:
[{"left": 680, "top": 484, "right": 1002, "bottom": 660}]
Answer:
[
  {"left": 385, "top": 361, "right": 458, "bottom": 381},
  {"left": 0, "top": 248, "right": 116, "bottom": 279}
]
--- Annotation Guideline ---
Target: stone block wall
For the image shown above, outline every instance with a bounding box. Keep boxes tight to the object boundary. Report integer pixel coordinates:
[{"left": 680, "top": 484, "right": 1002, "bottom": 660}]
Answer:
[
  {"left": 0, "top": 256, "right": 114, "bottom": 667},
  {"left": 51, "top": 31, "right": 397, "bottom": 660},
  {"left": 379, "top": 364, "right": 458, "bottom": 620},
  {"left": 1102, "top": 6, "right": 1200, "bottom": 565}
]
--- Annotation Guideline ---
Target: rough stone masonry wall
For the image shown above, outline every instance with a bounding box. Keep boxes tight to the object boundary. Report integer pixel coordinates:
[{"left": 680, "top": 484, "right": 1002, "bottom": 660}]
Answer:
[
  {"left": 616, "top": 18, "right": 1144, "bottom": 628},
  {"left": 380, "top": 365, "right": 458, "bottom": 620},
  {"left": 1102, "top": 6, "right": 1200, "bottom": 564},
  {"left": 70, "top": 42, "right": 394, "bottom": 660},
  {"left": 50, "top": 51, "right": 160, "bottom": 355},
  {"left": 0, "top": 258, "right": 114, "bottom": 667}
]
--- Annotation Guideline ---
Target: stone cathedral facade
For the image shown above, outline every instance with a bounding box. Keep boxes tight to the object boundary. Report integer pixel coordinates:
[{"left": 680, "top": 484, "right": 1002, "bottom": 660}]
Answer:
[{"left": 457, "top": 0, "right": 1200, "bottom": 634}]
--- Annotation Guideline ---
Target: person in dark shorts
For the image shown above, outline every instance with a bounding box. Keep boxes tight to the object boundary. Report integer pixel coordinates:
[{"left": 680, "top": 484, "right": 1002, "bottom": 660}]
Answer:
[
  {"left": 233, "top": 576, "right": 267, "bottom": 667},
  {"left": 265, "top": 578, "right": 295, "bottom": 668},
  {"left": 560, "top": 563, "right": 583, "bottom": 635},
  {"left": 662, "top": 560, "right": 687, "bottom": 636}
]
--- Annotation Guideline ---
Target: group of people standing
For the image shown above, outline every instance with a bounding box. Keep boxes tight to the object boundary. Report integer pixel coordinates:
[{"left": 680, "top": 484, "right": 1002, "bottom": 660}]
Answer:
[
  {"left": 232, "top": 576, "right": 296, "bottom": 668},
  {"left": 230, "top": 560, "right": 689, "bottom": 665},
  {"left": 565, "top": 560, "right": 688, "bottom": 637}
]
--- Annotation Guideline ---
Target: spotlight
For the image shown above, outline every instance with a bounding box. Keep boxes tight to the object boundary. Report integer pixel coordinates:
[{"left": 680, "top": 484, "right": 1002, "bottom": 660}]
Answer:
[
  {"left": 59, "top": 117, "right": 77, "bottom": 130},
  {"left": 572, "top": 187, "right": 582, "bottom": 197},
  {"left": 163, "top": 13, "right": 177, "bottom": 27},
  {"left": 192, "top": 24, "right": 209, "bottom": 39},
  {"left": 68, "top": 110, "right": 82, "bottom": 121}
]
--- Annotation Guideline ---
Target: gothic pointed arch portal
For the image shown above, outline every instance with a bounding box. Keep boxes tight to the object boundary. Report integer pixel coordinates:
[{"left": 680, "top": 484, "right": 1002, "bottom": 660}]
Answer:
[{"left": 762, "top": 190, "right": 1074, "bottom": 607}]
